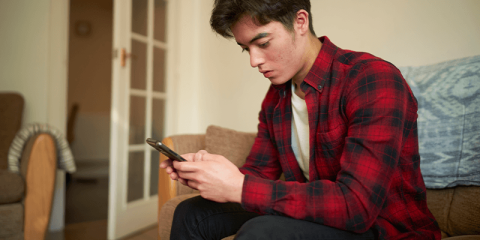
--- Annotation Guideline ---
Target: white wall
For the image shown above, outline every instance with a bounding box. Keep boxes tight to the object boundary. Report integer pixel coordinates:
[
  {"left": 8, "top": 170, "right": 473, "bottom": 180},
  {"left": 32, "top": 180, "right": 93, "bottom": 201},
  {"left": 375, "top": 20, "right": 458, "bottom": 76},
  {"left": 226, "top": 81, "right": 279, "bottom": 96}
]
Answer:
[
  {"left": 174, "top": 0, "right": 480, "bottom": 134},
  {"left": 0, "top": 0, "right": 69, "bottom": 232},
  {"left": 0, "top": 0, "right": 69, "bottom": 130},
  {"left": 0, "top": 1, "right": 50, "bottom": 124},
  {"left": 312, "top": 0, "right": 480, "bottom": 67},
  {"left": 197, "top": 1, "right": 271, "bottom": 133},
  {"left": 170, "top": 0, "right": 269, "bottom": 135}
]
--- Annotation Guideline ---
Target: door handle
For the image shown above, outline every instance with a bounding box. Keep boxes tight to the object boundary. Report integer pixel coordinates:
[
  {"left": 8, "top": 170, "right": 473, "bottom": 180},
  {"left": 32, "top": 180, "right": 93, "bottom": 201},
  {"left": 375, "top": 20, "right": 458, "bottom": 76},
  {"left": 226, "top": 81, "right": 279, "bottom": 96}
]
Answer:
[{"left": 120, "top": 48, "right": 131, "bottom": 67}]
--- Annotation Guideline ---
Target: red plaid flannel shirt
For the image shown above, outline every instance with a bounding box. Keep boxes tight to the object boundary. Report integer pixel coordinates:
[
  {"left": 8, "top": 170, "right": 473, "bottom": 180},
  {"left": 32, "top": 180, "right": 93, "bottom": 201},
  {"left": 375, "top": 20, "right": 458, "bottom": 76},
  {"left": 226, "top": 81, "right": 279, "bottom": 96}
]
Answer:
[{"left": 239, "top": 36, "right": 441, "bottom": 239}]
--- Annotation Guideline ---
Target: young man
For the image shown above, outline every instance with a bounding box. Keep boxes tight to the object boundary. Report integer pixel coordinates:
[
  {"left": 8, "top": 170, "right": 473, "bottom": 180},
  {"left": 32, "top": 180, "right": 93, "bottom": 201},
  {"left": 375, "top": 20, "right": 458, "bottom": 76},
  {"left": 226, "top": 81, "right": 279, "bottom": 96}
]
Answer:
[{"left": 160, "top": 0, "right": 441, "bottom": 239}]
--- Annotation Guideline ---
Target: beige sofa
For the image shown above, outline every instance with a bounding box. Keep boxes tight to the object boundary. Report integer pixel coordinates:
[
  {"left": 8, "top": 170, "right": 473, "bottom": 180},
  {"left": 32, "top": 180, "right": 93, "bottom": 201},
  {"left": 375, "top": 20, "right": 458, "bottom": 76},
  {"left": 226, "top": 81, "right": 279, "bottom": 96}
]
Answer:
[
  {"left": 0, "top": 93, "right": 58, "bottom": 240},
  {"left": 157, "top": 125, "right": 480, "bottom": 240}
]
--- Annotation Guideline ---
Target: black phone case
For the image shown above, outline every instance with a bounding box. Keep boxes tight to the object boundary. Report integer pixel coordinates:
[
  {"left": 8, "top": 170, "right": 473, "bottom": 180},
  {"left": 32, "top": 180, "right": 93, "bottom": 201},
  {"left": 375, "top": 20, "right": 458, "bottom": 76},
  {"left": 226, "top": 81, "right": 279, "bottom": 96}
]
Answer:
[{"left": 146, "top": 138, "right": 187, "bottom": 162}]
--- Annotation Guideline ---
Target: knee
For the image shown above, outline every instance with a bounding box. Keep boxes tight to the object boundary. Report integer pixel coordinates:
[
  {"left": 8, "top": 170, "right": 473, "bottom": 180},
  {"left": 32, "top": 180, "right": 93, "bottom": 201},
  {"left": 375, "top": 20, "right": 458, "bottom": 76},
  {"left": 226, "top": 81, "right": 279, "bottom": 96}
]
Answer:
[{"left": 172, "top": 195, "right": 205, "bottom": 225}]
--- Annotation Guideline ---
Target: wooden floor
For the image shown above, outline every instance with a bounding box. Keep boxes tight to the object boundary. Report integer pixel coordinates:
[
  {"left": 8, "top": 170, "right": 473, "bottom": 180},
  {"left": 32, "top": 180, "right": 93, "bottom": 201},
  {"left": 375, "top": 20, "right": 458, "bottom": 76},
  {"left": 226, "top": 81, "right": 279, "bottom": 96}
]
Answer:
[
  {"left": 56, "top": 219, "right": 158, "bottom": 240},
  {"left": 54, "top": 163, "right": 158, "bottom": 240}
]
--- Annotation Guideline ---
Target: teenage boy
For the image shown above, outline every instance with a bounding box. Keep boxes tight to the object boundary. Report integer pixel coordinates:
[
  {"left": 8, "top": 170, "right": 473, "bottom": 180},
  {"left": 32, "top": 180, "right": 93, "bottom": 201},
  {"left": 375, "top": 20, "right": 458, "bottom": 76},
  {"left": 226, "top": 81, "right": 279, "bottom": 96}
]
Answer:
[{"left": 160, "top": 0, "right": 441, "bottom": 239}]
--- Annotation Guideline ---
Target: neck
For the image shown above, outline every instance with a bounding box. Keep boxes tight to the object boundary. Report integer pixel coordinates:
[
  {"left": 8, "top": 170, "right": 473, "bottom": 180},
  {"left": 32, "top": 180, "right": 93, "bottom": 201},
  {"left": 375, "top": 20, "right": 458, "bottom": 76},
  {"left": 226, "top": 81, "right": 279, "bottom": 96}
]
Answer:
[{"left": 292, "top": 35, "right": 322, "bottom": 97}]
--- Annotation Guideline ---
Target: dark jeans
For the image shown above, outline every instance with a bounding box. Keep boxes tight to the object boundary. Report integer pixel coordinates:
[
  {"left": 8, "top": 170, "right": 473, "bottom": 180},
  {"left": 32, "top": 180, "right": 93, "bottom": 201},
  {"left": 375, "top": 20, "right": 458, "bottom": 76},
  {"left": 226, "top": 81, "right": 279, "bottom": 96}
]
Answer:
[{"left": 170, "top": 196, "right": 376, "bottom": 240}]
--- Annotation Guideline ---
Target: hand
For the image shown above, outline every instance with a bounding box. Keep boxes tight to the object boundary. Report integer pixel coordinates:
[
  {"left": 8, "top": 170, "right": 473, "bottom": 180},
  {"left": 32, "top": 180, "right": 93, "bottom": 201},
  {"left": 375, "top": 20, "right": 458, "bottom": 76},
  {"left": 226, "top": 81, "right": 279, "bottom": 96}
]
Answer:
[
  {"left": 159, "top": 158, "right": 180, "bottom": 181},
  {"left": 159, "top": 151, "right": 207, "bottom": 182},
  {"left": 173, "top": 150, "right": 245, "bottom": 203}
]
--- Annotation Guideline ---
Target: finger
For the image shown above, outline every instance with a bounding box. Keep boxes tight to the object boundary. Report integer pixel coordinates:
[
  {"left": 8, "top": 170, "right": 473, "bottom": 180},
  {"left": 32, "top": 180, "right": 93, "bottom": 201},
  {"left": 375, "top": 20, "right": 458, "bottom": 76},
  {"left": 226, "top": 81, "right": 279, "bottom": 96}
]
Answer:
[
  {"left": 177, "top": 171, "right": 197, "bottom": 180},
  {"left": 173, "top": 161, "right": 201, "bottom": 172},
  {"left": 172, "top": 160, "right": 182, "bottom": 170},
  {"left": 159, "top": 159, "right": 173, "bottom": 168},
  {"left": 193, "top": 152, "right": 203, "bottom": 162},
  {"left": 178, "top": 178, "right": 188, "bottom": 186},
  {"left": 169, "top": 172, "right": 179, "bottom": 181},
  {"left": 193, "top": 150, "right": 209, "bottom": 162},
  {"left": 181, "top": 153, "right": 196, "bottom": 162},
  {"left": 201, "top": 153, "right": 222, "bottom": 162},
  {"left": 166, "top": 166, "right": 176, "bottom": 174},
  {"left": 187, "top": 180, "right": 199, "bottom": 190}
]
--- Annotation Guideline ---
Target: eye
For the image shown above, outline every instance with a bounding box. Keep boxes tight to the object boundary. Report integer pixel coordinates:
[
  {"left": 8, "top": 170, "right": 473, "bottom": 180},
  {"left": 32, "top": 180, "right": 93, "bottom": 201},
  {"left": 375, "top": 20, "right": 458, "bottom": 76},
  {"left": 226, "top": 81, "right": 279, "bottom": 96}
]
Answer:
[
  {"left": 259, "top": 41, "right": 269, "bottom": 48},
  {"left": 241, "top": 48, "right": 250, "bottom": 53}
]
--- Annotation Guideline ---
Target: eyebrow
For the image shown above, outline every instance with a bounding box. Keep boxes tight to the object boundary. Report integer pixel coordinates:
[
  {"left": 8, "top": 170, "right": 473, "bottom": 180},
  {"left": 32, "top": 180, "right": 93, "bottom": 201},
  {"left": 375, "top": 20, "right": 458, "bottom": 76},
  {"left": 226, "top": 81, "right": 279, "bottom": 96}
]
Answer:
[{"left": 237, "top": 32, "right": 270, "bottom": 46}]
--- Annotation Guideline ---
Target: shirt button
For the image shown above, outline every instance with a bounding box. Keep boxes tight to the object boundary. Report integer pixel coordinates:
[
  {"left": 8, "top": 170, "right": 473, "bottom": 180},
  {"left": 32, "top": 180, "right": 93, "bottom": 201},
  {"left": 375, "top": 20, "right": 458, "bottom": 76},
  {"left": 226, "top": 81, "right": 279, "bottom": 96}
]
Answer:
[{"left": 318, "top": 85, "right": 323, "bottom": 90}]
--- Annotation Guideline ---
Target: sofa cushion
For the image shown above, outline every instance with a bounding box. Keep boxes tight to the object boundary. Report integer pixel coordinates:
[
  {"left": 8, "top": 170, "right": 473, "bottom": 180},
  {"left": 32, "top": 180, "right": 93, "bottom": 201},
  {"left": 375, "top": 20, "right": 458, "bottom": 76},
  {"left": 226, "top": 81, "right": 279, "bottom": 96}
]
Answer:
[
  {"left": 427, "top": 186, "right": 480, "bottom": 237},
  {"left": 205, "top": 125, "right": 256, "bottom": 168},
  {"left": 0, "top": 203, "right": 23, "bottom": 238},
  {"left": 445, "top": 236, "right": 480, "bottom": 240},
  {"left": 399, "top": 55, "right": 480, "bottom": 188},
  {"left": 426, "top": 188, "right": 453, "bottom": 235},
  {"left": 448, "top": 186, "right": 480, "bottom": 236},
  {"left": 0, "top": 170, "right": 24, "bottom": 204}
]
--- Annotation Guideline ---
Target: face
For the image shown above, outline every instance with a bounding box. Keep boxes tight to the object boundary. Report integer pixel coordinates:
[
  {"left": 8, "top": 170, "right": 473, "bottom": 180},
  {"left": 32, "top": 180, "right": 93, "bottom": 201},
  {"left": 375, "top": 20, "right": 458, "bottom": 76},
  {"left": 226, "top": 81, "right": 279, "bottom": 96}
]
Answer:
[{"left": 231, "top": 15, "right": 306, "bottom": 85}]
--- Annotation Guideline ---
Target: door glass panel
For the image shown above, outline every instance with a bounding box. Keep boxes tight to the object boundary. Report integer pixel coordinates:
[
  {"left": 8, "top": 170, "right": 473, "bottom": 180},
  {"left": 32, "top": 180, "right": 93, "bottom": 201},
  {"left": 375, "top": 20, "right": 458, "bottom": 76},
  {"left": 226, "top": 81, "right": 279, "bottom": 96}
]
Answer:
[
  {"left": 150, "top": 150, "right": 159, "bottom": 196},
  {"left": 132, "top": 0, "right": 148, "bottom": 36},
  {"left": 154, "top": 0, "right": 167, "bottom": 42},
  {"left": 153, "top": 47, "right": 166, "bottom": 92},
  {"left": 130, "top": 40, "right": 147, "bottom": 90},
  {"left": 128, "top": 151, "right": 145, "bottom": 202},
  {"left": 129, "top": 96, "right": 146, "bottom": 145},
  {"left": 151, "top": 98, "right": 165, "bottom": 140}
]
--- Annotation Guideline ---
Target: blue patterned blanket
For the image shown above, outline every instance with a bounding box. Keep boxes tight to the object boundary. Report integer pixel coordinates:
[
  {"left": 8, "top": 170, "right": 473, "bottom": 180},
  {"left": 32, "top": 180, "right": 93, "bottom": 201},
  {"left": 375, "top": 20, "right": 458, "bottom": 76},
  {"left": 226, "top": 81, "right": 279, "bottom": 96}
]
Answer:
[{"left": 399, "top": 55, "right": 480, "bottom": 189}]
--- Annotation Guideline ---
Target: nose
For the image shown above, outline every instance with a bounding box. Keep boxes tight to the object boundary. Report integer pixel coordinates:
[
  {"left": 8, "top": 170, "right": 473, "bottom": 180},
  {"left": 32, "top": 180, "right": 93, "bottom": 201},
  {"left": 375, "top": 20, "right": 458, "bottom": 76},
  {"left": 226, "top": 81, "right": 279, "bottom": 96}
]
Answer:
[{"left": 249, "top": 49, "right": 265, "bottom": 68}]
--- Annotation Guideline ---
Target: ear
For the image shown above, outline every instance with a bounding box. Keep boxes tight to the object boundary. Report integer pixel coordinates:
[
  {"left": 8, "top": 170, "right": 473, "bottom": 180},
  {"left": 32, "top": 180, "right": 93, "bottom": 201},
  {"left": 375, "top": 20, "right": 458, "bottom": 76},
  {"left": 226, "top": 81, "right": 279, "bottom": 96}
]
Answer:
[{"left": 293, "top": 9, "right": 310, "bottom": 36}]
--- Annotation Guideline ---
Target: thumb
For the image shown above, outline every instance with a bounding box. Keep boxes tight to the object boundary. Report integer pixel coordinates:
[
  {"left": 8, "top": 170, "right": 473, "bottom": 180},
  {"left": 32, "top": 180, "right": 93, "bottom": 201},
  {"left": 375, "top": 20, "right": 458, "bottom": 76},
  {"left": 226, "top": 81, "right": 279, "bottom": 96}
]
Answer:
[
  {"left": 193, "top": 150, "right": 209, "bottom": 162},
  {"left": 201, "top": 153, "right": 226, "bottom": 163}
]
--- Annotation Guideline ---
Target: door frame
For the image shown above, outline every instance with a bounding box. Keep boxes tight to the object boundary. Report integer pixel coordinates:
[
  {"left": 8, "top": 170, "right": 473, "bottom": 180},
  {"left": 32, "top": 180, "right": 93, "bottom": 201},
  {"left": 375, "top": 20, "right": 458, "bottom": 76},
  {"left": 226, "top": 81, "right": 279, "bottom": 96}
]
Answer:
[{"left": 108, "top": 0, "right": 179, "bottom": 238}]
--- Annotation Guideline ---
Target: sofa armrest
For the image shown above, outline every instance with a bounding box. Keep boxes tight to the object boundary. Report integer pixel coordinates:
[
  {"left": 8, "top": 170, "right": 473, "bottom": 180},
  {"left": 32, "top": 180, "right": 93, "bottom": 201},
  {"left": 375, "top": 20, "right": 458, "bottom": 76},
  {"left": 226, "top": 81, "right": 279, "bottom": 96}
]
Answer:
[
  {"left": 20, "top": 133, "right": 57, "bottom": 240},
  {"left": 158, "top": 137, "right": 178, "bottom": 219}
]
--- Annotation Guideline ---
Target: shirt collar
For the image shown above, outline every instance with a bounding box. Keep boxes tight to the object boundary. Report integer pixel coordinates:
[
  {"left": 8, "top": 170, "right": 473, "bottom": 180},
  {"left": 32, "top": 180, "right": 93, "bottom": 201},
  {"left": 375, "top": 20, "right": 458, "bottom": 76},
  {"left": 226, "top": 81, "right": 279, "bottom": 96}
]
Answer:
[{"left": 272, "top": 36, "right": 339, "bottom": 93}]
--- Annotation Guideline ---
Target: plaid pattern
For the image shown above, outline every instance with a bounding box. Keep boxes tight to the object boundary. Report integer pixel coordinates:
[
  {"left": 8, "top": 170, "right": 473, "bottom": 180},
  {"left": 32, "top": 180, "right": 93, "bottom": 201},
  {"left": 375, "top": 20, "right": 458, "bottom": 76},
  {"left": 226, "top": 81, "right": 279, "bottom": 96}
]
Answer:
[{"left": 239, "top": 36, "right": 441, "bottom": 239}]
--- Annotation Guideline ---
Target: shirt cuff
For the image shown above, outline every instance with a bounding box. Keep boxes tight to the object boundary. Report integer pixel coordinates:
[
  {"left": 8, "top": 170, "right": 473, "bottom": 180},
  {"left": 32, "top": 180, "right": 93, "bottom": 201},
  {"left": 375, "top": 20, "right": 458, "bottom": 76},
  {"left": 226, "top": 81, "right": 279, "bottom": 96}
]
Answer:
[{"left": 241, "top": 174, "right": 274, "bottom": 214}]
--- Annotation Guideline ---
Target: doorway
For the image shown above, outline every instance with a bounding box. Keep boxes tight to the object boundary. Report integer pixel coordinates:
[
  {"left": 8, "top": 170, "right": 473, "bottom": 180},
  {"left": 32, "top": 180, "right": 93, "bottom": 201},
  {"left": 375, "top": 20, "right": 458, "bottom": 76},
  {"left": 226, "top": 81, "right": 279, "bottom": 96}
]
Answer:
[
  {"left": 65, "top": 0, "right": 172, "bottom": 238},
  {"left": 65, "top": 0, "right": 113, "bottom": 231}
]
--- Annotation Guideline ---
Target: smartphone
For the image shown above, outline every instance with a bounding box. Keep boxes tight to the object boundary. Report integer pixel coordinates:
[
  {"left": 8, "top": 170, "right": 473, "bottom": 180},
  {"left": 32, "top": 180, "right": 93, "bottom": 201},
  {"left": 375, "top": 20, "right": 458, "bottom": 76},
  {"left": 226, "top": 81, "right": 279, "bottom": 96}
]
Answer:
[{"left": 146, "top": 138, "right": 187, "bottom": 162}]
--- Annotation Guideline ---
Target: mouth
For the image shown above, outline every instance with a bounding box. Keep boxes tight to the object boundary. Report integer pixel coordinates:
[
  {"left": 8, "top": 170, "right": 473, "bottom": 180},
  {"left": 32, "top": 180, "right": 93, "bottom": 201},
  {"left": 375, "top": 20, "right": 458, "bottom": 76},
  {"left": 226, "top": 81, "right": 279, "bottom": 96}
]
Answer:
[{"left": 260, "top": 70, "right": 273, "bottom": 78}]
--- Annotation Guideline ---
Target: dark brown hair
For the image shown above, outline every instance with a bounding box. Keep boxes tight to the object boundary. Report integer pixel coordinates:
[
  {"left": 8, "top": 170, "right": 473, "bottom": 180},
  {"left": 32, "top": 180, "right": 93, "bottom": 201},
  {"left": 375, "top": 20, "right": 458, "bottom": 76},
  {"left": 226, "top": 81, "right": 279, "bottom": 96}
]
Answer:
[{"left": 210, "top": 0, "right": 316, "bottom": 38}]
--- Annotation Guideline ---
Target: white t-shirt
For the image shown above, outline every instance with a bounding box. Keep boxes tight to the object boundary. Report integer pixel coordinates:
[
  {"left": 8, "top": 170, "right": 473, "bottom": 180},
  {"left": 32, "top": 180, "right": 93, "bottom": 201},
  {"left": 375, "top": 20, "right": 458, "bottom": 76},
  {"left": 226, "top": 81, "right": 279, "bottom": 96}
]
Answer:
[{"left": 291, "top": 82, "right": 310, "bottom": 180}]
